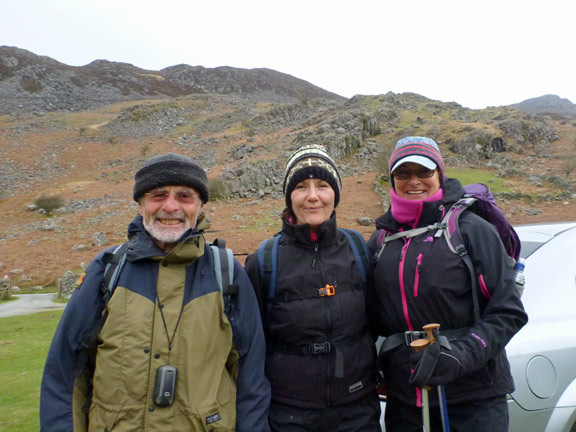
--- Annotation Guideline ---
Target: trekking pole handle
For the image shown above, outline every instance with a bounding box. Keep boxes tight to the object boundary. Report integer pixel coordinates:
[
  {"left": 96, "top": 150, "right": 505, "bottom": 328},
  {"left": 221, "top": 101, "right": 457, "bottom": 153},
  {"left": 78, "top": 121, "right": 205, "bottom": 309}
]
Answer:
[
  {"left": 410, "top": 338, "right": 432, "bottom": 392},
  {"left": 422, "top": 324, "right": 451, "bottom": 432},
  {"left": 411, "top": 338, "right": 430, "bottom": 352},
  {"left": 423, "top": 323, "right": 440, "bottom": 344}
]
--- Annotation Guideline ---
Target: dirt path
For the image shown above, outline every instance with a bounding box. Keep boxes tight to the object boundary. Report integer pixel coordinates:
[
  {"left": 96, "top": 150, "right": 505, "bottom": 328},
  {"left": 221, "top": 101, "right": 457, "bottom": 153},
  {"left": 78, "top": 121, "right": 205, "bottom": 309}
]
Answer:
[{"left": 0, "top": 293, "right": 66, "bottom": 318}]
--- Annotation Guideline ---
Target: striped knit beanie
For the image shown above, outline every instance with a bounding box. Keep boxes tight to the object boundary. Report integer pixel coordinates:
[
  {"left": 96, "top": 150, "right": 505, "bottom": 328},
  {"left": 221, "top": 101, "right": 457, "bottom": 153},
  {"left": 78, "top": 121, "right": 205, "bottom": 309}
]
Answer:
[
  {"left": 389, "top": 136, "right": 445, "bottom": 181},
  {"left": 283, "top": 144, "right": 342, "bottom": 210}
]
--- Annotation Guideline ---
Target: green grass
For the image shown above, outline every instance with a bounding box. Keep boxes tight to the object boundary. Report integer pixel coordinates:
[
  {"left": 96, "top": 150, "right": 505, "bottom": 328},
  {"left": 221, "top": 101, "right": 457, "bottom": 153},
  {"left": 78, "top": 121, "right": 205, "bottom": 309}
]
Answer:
[
  {"left": 445, "top": 168, "right": 510, "bottom": 193},
  {"left": 0, "top": 310, "right": 63, "bottom": 431},
  {"left": 2, "top": 285, "right": 60, "bottom": 295},
  {"left": 0, "top": 297, "right": 18, "bottom": 305},
  {"left": 234, "top": 208, "right": 283, "bottom": 233}
]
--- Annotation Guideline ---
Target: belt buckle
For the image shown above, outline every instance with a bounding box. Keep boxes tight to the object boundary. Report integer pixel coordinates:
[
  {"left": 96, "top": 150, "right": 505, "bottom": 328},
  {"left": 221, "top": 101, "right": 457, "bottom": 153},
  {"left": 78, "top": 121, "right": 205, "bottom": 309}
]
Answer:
[
  {"left": 310, "top": 342, "right": 331, "bottom": 354},
  {"left": 318, "top": 284, "right": 335, "bottom": 297},
  {"left": 404, "top": 331, "right": 426, "bottom": 346}
]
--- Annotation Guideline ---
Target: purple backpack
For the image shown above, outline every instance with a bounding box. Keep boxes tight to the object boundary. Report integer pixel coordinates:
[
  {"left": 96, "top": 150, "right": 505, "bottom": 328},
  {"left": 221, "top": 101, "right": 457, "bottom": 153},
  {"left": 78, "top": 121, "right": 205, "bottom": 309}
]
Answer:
[{"left": 445, "top": 183, "right": 521, "bottom": 262}]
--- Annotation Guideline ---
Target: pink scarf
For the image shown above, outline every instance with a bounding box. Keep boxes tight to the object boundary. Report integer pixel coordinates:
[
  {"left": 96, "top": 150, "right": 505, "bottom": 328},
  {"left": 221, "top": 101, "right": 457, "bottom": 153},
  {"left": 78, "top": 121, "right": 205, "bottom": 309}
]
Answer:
[{"left": 390, "top": 188, "right": 444, "bottom": 227}]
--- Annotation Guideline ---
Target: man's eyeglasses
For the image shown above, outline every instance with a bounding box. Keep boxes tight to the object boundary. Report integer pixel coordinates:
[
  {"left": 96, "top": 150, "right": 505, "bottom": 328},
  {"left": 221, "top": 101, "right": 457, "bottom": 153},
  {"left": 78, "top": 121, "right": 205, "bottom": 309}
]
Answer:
[
  {"left": 392, "top": 167, "right": 436, "bottom": 180},
  {"left": 144, "top": 188, "right": 199, "bottom": 204}
]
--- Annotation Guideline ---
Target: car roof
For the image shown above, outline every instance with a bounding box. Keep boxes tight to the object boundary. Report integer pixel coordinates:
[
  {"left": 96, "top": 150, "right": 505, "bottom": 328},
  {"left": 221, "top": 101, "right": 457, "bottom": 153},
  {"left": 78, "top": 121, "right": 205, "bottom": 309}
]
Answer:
[{"left": 515, "top": 222, "right": 576, "bottom": 258}]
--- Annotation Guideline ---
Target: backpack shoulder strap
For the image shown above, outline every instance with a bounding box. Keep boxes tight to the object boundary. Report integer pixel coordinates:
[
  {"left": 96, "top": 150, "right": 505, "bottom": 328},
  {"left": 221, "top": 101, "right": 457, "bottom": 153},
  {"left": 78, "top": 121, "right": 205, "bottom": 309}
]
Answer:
[
  {"left": 338, "top": 228, "right": 369, "bottom": 283},
  {"left": 257, "top": 235, "right": 281, "bottom": 300},
  {"left": 375, "top": 223, "right": 444, "bottom": 262},
  {"left": 209, "top": 239, "right": 237, "bottom": 314},
  {"left": 375, "top": 228, "right": 389, "bottom": 261},
  {"left": 440, "top": 197, "right": 476, "bottom": 256},
  {"left": 78, "top": 242, "right": 130, "bottom": 358},
  {"left": 102, "top": 242, "right": 130, "bottom": 304},
  {"left": 439, "top": 198, "right": 481, "bottom": 322}
]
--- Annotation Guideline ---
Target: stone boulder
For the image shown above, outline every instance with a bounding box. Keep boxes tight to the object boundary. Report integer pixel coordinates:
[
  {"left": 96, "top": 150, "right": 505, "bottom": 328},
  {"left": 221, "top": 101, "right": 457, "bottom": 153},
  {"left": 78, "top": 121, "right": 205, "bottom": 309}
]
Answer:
[{"left": 59, "top": 270, "right": 81, "bottom": 297}]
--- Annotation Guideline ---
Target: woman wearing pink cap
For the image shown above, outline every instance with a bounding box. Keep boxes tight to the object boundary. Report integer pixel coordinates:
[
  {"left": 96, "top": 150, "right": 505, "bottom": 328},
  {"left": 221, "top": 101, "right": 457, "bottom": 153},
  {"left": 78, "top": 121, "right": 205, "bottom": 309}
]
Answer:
[{"left": 368, "top": 136, "right": 527, "bottom": 432}]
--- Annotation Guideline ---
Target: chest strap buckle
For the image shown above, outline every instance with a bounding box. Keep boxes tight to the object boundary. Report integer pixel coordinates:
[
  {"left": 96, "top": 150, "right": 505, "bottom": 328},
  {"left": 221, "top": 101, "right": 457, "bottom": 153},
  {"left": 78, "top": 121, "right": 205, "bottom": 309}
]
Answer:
[
  {"left": 318, "top": 284, "right": 335, "bottom": 297},
  {"left": 404, "top": 330, "right": 428, "bottom": 346},
  {"left": 309, "top": 342, "right": 332, "bottom": 355}
]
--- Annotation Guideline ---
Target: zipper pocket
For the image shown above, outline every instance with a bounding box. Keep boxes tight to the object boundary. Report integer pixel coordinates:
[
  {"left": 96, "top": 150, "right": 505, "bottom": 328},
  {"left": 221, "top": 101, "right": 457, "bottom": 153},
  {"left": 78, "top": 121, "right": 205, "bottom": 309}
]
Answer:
[{"left": 414, "top": 253, "right": 423, "bottom": 297}]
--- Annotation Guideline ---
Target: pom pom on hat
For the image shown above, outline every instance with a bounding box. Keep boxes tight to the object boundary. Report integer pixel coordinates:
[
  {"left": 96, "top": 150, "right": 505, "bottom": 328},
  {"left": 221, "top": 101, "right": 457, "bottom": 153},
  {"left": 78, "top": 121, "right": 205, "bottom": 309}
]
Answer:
[
  {"left": 133, "top": 153, "right": 209, "bottom": 203},
  {"left": 283, "top": 144, "right": 342, "bottom": 210}
]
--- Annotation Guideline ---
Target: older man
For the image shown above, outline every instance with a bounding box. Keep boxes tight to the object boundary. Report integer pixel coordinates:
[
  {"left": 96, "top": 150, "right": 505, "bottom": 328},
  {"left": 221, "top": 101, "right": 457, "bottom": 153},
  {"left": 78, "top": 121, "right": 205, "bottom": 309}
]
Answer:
[{"left": 40, "top": 153, "right": 270, "bottom": 431}]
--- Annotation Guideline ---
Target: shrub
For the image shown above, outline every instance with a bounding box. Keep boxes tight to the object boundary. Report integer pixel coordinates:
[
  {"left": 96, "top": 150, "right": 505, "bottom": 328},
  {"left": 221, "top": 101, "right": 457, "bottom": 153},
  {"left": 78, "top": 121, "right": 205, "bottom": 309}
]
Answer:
[
  {"left": 208, "top": 177, "right": 229, "bottom": 201},
  {"left": 560, "top": 153, "right": 576, "bottom": 178},
  {"left": 20, "top": 78, "right": 43, "bottom": 93},
  {"left": 79, "top": 126, "right": 99, "bottom": 138},
  {"left": 140, "top": 143, "right": 151, "bottom": 158},
  {"left": 34, "top": 194, "right": 64, "bottom": 215},
  {"left": 374, "top": 140, "right": 396, "bottom": 176}
]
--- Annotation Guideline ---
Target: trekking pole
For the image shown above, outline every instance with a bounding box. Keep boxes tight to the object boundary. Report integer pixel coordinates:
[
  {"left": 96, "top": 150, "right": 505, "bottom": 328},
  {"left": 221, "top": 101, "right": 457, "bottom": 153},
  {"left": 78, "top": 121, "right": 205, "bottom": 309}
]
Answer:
[
  {"left": 423, "top": 324, "right": 451, "bottom": 432},
  {"left": 411, "top": 338, "right": 431, "bottom": 432}
]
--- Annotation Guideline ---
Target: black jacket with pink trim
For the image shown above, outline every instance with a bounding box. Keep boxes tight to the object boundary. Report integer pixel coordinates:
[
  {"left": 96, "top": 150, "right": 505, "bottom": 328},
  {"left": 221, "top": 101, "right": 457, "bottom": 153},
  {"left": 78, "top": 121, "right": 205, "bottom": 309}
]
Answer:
[{"left": 368, "top": 178, "right": 528, "bottom": 406}]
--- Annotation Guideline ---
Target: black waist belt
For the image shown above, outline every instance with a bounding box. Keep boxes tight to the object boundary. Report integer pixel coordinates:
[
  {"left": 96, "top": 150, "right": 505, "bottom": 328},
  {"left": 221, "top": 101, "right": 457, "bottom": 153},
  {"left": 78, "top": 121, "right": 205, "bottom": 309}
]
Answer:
[
  {"left": 271, "top": 283, "right": 363, "bottom": 303},
  {"left": 272, "top": 333, "right": 366, "bottom": 356},
  {"left": 379, "top": 327, "right": 470, "bottom": 355},
  {"left": 274, "top": 341, "right": 334, "bottom": 356}
]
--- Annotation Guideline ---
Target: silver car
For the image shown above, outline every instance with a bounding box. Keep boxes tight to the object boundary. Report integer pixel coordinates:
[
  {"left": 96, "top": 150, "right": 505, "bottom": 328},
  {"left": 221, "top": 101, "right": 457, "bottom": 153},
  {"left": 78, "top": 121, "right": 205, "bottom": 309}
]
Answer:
[
  {"left": 378, "top": 222, "right": 576, "bottom": 432},
  {"left": 507, "top": 222, "right": 576, "bottom": 432}
]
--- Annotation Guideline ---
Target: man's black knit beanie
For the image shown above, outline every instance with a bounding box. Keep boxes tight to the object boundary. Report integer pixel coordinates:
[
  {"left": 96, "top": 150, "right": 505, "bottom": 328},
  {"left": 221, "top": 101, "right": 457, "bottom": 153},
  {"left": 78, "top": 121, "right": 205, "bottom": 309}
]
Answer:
[{"left": 133, "top": 153, "right": 209, "bottom": 203}]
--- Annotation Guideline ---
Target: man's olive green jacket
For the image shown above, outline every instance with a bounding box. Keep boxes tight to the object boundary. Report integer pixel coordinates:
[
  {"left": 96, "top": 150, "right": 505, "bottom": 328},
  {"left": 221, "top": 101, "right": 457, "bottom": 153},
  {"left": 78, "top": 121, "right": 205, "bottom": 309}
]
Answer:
[{"left": 40, "top": 215, "right": 270, "bottom": 431}]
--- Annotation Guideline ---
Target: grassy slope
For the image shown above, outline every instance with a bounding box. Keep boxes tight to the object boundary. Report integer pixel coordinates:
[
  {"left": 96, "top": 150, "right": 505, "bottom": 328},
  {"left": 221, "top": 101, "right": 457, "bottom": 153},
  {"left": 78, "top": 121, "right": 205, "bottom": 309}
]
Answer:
[{"left": 0, "top": 310, "right": 63, "bottom": 431}]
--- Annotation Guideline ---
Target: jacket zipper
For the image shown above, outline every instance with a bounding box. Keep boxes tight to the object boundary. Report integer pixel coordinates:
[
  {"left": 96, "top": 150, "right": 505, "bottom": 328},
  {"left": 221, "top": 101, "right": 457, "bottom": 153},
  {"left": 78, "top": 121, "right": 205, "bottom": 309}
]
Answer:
[
  {"left": 313, "top": 242, "right": 333, "bottom": 406},
  {"left": 399, "top": 239, "right": 415, "bottom": 331},
  {"left": 414, "top": 253, "right": 423, "bottom": 297}
]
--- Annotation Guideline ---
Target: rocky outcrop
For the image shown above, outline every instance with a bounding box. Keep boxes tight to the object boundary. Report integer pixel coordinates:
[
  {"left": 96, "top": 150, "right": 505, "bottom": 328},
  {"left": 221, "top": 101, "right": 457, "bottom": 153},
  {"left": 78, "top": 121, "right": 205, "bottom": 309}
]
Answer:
[
  {"left": 222, "top": 159, "right": 284, "bottom": 198},
  {"left": 496, "top": 116, "right": 559, "bottom": 151}
]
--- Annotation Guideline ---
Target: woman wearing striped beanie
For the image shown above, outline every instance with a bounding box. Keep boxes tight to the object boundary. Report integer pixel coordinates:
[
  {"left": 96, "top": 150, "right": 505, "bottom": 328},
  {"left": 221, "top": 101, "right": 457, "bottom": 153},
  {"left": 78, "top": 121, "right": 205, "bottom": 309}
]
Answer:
[{"left": 244, "top": 144, "right": 381, "bottom": 431}]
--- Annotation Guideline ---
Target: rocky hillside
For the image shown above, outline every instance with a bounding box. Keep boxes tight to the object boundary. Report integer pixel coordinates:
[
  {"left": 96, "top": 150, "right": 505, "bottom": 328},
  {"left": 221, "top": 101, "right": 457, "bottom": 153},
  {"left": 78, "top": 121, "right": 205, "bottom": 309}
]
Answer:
[
  {"left": 1, "top": 47, "right": 575, "bottom": 289},
  {"left": 509, "top": 94, "right": 576, "bottom": 118},
  {"left": 0, "top": 46, "right": 343, "bottom": 115}
]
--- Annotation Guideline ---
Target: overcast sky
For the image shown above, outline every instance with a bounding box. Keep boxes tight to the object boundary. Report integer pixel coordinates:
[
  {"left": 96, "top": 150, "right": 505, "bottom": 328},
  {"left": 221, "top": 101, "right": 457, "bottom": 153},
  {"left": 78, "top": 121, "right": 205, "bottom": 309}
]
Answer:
[{"left": 2, "top": 0, "right": 573, "bottom": 109}]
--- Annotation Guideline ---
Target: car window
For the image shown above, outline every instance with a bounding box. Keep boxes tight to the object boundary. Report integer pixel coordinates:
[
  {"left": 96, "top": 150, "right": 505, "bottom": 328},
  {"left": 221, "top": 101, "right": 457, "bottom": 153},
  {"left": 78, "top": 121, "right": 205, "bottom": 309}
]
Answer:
[
  {"left": 521, "top": 227, "right": 576, "bottom": 323},
  {"left": 519, "top": 241, "right": 544, "bottom": 259}
]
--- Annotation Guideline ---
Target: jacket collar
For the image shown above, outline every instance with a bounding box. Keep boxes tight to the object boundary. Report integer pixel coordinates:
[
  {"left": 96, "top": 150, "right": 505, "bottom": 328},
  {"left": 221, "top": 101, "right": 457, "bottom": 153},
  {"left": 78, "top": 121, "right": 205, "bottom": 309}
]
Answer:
[
  {"left": 126, "top": 214, "right": 210, "bottom": 263},
  {"left": 282, "top": 211, "right": 339, "bottom": 247}
]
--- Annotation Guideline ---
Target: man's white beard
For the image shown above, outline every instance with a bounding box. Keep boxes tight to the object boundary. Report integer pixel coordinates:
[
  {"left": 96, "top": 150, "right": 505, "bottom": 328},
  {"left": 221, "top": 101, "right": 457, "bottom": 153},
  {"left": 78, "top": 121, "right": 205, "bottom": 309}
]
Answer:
[{"left": 143, "top": 211, "right": 194, "bottom": 245}]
